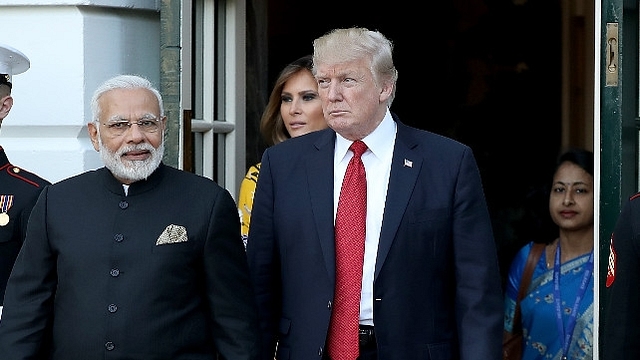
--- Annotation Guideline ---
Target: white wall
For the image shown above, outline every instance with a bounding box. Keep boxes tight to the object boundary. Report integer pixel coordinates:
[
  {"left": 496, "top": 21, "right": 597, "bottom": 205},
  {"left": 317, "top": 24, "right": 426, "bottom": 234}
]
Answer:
[{"left": 0, "top": 2, "right": 160, "bottom": 183}]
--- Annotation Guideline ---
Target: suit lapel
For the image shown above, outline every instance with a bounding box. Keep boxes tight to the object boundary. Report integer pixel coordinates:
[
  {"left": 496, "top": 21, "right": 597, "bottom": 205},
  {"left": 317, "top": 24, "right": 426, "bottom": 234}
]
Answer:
[
  {"left": 305, "top": 125, "right": 422, "bottom": 281},
  {"left": 307, "top": 130, "right": 338, "bottom": 280},
  {"left": 375, "top": 125, "right": 421, "bottom": 278}
]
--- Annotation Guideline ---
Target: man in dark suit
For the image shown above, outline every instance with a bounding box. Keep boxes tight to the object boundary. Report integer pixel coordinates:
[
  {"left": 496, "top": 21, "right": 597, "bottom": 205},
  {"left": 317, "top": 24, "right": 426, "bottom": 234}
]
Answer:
[
  {"left": 0, "top": 43, "right": 50, "bottom": 314},
  {"left": 246, "top": 27, "right": 504, "bottom": 360},
  {"left": 0, "top": 74, "right": 259, "bottom": 359}
]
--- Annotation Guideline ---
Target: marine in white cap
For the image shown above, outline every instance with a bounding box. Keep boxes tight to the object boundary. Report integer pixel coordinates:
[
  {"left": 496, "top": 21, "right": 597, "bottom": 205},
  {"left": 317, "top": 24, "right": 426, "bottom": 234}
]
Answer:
[
  {"left": 0, "top": 43, "right": 30, "bottom": 123},
  {"left": 0, "top": 43, "right": 50, "bottom": 314}
]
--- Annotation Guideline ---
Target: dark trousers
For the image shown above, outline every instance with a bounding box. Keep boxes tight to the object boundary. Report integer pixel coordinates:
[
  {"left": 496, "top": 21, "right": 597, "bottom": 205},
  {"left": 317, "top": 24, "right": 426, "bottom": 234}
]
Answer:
[
  {"left": 323, "top": 325, "right": 377, "bottom": 360},
  {"left": 322, "top": 348, "right": 376, "bottom": 360},
  {"left": 357, "top": 344, "right": 377, "bottom": 360},
  {"left": 358, "top": 325, "right": 376, "bottom": 360}
]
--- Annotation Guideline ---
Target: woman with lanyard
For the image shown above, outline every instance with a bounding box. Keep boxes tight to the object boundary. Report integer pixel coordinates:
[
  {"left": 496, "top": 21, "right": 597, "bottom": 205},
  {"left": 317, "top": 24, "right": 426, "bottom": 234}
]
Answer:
[{"left": 504, "top": 148, "right": 594, "bottom": 359}]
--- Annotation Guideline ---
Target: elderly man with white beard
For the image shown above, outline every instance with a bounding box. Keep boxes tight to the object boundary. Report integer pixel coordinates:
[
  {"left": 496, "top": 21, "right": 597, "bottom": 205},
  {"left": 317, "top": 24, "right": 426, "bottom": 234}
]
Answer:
[{"left": 0, "top": 74, "right": 260, "bottom": 360}]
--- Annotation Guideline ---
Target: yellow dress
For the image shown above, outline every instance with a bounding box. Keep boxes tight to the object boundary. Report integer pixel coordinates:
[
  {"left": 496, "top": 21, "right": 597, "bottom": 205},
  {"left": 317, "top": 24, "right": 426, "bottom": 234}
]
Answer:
[{"left": 238, "top": 163, "right": 260, "bottom": 249}]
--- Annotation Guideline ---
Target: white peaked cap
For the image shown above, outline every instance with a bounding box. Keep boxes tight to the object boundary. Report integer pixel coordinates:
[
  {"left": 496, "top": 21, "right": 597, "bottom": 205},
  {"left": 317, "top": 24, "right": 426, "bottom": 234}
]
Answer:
[{"left": 0, "top": 43, "right": 30, "bottom": 88}]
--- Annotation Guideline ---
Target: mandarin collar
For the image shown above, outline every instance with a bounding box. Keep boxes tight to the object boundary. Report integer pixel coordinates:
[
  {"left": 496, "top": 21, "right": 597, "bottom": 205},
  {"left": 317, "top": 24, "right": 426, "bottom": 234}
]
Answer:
[{"left": 102, "top": 163, "right": 165, "bottom": 196}]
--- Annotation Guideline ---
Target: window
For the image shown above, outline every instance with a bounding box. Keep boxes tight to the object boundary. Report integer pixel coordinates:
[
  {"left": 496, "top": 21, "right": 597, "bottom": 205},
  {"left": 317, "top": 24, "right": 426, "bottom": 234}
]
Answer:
[{"left": 180, "top": 0, "right": 246, "bottom": 199}]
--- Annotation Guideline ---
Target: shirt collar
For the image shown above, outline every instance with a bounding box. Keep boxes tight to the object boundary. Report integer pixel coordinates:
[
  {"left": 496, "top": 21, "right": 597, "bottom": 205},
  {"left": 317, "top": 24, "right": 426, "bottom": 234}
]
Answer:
[{"left": 335, "top": 108, "right": 396, "bottom": 161}]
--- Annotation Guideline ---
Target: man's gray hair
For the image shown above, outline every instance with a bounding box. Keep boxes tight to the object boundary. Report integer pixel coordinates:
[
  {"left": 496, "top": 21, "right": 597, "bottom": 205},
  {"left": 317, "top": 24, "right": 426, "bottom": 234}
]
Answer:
[
  {"left": 312, "top": 27, "right": 398, "bottom": 107},
  {"left": 90, "top": 74, "right": 164, "bottom": 124}
]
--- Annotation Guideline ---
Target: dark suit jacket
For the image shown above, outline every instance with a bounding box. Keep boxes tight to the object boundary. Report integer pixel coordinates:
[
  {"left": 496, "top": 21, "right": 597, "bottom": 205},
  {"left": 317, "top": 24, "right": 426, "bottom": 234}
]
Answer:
[
  {"left": 247, "top": 116, "right": 504, "bottom": 360},
  {"left": 0, "top": 164, "right": 259, "bottom": 360}
]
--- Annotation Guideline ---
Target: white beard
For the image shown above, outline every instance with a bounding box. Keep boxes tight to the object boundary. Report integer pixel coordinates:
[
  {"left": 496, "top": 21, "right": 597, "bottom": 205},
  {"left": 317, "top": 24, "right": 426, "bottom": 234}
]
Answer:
[{"left": 98, "top": 135, "right": 164, "bottom": 183}]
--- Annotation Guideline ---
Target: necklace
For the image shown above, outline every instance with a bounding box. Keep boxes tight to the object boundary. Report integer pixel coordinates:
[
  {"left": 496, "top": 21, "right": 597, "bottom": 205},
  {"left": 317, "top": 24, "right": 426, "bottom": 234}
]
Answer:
[{"left": 552, "top": 241, "right": 593, "bottom": 359}]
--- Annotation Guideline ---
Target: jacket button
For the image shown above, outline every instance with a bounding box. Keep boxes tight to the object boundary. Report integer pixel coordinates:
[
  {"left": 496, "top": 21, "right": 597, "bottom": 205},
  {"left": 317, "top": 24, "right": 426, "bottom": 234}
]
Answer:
[
  {"left": 108, "top": 304, "right": 118, "bottom": 313},
  {"left": 119, "top": 201, "right": 128, "bottom": 209},
  {"left": 114, "top": 234, "right": 124, "bottom": 242},
  {"left": 327, "top": 300, "right": 332, "bottom": 309},
  {"left": 110, "top": 269, "right": 120, "bottom": 277},
  {"left": 105, "top": 341, "right": 115, "bottom": 351}
]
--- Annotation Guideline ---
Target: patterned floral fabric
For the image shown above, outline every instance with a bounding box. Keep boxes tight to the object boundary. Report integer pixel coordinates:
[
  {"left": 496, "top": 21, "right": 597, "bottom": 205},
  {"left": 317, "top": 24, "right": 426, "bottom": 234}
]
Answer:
[
  {"left": 504, "top": 241, "right": 593, "bottom": 360},
  {"left": 238, "top": 163, "right": 260, "bottom": 249}
]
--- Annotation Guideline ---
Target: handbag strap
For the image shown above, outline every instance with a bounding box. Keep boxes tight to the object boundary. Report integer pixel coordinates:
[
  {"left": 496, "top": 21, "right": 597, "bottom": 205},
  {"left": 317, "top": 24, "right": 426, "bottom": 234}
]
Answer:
[{"left": 512, "top": 242, "right": 545, "bottom": 334}]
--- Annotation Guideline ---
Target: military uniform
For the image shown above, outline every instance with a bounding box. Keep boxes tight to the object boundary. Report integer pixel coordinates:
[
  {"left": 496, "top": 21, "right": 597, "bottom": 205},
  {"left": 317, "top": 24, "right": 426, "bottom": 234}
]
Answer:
[
  {"left": 0, "top": 44, "right": 50, "bottom": 307},
  {"left": 0, "top": 147, "right": 49, "bottom": 305},
  {"left": 603, "top": 192, "right": 640, "bottom": 359}
]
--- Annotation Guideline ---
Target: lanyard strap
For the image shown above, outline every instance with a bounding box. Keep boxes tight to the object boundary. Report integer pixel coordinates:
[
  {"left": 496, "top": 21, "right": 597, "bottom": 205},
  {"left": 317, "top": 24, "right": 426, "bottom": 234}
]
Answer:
[{"left": 553, "top": 243, "right": 593, "bottom": 359}]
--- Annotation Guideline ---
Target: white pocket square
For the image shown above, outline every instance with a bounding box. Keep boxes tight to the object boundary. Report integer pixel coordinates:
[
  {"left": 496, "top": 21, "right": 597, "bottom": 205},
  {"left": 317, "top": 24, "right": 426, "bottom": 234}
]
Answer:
[{"left": 156, "top": 224, "right": 188, "bottom": 245}]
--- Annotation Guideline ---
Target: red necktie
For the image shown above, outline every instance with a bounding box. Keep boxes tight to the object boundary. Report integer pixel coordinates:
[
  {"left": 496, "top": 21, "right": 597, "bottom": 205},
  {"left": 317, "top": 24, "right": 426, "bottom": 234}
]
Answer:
[{"left": 328, "top": 140, "right": 368, "bottom": 360}]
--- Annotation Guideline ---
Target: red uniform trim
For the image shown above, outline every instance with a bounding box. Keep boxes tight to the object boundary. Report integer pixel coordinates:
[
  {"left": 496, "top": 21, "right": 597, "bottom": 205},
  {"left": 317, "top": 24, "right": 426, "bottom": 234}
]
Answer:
[{"left": 5, "top": 166, "right": 44, "bottom": 188}]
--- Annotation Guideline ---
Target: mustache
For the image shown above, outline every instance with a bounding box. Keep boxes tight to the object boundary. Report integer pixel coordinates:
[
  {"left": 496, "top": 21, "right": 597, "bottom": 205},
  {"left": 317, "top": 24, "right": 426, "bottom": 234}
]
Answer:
[{"left": 116, "top": 143, "right": 155, "bottom": 157}]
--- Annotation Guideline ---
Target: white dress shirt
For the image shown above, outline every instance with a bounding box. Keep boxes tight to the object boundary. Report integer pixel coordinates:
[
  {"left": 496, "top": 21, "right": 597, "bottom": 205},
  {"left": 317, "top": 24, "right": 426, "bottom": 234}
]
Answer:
[{"left": 333, "top": 109, "right": 397, "bottom": 326}]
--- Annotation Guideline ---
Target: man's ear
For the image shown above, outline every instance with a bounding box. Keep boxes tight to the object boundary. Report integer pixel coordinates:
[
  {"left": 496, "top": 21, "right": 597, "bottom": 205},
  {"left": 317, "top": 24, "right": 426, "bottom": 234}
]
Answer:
[
  {"left": 0, "top": 95, "right": 13, "bottom": 120},
  {"left": 87, "top": 122, "right": 101, "bottom": 152},
  {"left": 379, "top": 82, "right": 393, "bottom": 104}
]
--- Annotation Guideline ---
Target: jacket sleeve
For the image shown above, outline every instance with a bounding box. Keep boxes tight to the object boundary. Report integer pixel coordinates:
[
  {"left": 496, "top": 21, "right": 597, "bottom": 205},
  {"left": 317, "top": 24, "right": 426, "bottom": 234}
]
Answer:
[
  {"left": 246, "top": 150, "right": 280, "bottom": 360},
  {"left": 453, "top": 147, "right": 504, "bottom": 359},
  {"left": 205, "top": 187, "right": 260, "bottom": 359}
]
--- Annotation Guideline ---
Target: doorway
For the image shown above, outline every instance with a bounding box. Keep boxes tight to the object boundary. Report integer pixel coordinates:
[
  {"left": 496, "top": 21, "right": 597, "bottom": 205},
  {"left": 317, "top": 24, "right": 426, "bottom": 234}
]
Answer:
[{"left": 245, "top": 0, "right": 593, "bottom": 284}]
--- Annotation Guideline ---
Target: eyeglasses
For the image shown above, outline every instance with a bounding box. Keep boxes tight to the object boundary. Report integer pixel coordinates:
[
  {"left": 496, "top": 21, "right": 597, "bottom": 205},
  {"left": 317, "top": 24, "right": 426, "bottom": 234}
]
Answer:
[{"left": 101, "top": 116, "right": 163, "bottom": 136}]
